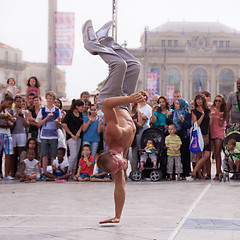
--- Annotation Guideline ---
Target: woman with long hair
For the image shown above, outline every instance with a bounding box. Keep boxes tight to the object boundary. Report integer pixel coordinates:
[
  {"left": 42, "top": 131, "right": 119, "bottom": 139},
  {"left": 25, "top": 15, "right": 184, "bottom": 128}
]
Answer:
[
  {"left": 28, "top": 95, "right": 41, "bottom": 139},
  {"left": 191, "top": 94, "right": 212, "bottom": 180},
  {"left": 152, "top": 96, "right": 172, "bottom": 132},
  {"left": 82, "top": 104, "right": 103, "bottom": 164},
  {"left": 62, "top": 99, "right": 84, "bottom": 178},
  {"left": 210, "top": 94, "right": 227, "bottom": 180}
]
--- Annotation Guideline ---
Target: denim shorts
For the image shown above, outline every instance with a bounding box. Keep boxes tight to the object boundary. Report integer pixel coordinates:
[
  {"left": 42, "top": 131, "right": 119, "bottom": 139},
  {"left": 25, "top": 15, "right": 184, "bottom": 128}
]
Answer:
[
  {"left": 80, "top": 173, "right": 90, "bottom": 179},
  {"left": 40, "top": 139, "right": 58, "bottom": 157}
]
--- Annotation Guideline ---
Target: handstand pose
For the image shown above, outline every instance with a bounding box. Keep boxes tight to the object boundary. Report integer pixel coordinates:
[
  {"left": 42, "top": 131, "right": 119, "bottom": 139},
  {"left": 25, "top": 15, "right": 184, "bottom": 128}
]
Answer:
[{"left": 82, "top": 20, "right": 143, "bottom": 224}]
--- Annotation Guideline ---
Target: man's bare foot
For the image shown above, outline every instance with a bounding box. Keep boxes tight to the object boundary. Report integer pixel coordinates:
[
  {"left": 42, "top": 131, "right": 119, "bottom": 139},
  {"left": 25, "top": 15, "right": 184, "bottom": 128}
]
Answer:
[{"left": 99, "top": 217, "right": 120, "bottom": 224}]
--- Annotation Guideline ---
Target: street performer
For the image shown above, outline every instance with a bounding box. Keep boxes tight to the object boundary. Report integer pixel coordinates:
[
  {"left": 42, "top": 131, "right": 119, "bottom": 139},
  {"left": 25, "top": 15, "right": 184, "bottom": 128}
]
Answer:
[{"left": 82, "top": 19, "right": 143, "bottom": 224}]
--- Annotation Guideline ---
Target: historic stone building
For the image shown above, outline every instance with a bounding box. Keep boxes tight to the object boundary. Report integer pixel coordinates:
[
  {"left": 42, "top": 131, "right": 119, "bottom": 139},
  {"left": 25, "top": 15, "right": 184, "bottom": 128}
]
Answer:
[
  {"left": 0, "top": 42, "right": 66, "bottom": 98},
  {"left": 129, "top": 21, "right": 240, "bottom": 102}
]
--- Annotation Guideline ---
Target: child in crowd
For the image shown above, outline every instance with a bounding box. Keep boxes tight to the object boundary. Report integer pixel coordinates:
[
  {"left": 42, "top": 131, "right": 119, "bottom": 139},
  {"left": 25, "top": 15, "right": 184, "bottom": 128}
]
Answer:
[
  {"left": 45, "top": 148, "right": 70, "bottom": 182},
  {"left": 90, "top": 169, "right": 111, "bottom": 182},
  {"left": 139, "top": 139, "right": 158, "bottom": 171},
  {"left": 74, "top": 144, "right": 94, "bottom": 181},
  {"left": 36, "top": 91, "right": 62, "bottom": 175},
  {"left": 16, "top": 137, "right": 40, "bottom": 179},
  {"left": 19, "top": 148, "right": 40, "bottom": 183},
  {"left": 225, "top": 139, "right": 240, "bottom": 173},
  {"left": 165, "top": 124, "right": 183, "bottom": 181},
  {"left": 0, "top": 78, "right": 19, "bottom": 101},
  {"left": 11, "top": 95, "right": 29, "bottom": 176},
  {"left": 26, "top": 76, "right": 40, "bottom": 100}
]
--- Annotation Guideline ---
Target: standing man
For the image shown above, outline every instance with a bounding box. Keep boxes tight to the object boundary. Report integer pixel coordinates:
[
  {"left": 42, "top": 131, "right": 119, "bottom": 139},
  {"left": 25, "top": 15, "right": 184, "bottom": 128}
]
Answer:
[
  {"left": 226, "top": 78, "right": 240, "bottom": 179},
  {"left": 82, "top": 19, "right": 143, "bottom": 224},
  {"left": 226, "top": 78, "right": 240, "bottom": 128},
  {"left": 171, "top": 90, "right": 182, "bottom": 110}
]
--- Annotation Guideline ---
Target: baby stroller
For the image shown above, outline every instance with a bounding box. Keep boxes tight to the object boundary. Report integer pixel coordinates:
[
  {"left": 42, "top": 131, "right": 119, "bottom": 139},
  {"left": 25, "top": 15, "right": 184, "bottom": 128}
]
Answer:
[
  {"left": 219, "top": 131, "right": 240, "bottom": 182},
  {"left": 129, "top": 126, "right": 166, "bottom": 182}
]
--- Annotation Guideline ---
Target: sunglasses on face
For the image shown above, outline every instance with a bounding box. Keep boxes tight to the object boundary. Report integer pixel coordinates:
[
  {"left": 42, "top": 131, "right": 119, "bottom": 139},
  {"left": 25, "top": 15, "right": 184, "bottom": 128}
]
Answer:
[{"left": 215, "top": 99, "right": 222, "bottom": 102}]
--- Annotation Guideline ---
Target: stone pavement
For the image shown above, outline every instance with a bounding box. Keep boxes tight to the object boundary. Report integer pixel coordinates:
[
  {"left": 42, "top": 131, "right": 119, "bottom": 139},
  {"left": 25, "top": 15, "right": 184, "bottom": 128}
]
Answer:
[{"left": 0, "top": 178, "right": 240, "bottom": 240}]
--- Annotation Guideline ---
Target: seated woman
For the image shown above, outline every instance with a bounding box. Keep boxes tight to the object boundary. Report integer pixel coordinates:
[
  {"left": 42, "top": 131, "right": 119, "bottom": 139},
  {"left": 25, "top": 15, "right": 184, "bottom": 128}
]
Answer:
[
  {"left": 151, "top": 96, "right": 172, "bottom": 133},
  {"left": 166, "top": 98, "right": 192, "bottom": 179}
]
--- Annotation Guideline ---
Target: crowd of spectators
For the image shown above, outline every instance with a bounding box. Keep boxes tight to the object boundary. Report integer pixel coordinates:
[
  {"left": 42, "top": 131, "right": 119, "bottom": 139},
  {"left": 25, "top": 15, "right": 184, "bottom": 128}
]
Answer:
[{"left": 0, "top": 76, "right": 240, "bottom": 182}]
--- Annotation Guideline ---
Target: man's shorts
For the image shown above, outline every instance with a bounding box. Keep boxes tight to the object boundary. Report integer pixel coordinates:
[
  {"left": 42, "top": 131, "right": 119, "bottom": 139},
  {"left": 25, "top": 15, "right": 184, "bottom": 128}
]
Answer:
[
  {"left": 80, "top": 173, "right": 90, "bottom": 179},
  {"left": 40, "top": 139, "right": 58, "bottom": 157},
  {"left": 0, "top": 133, "right": 13, "bottom": 155},
  {"left": 12, "top": 133, "right": 27, "bottom": 147}
]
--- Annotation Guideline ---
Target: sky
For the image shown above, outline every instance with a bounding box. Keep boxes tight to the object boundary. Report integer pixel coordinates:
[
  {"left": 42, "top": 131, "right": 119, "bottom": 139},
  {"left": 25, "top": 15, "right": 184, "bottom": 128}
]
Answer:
[{"left": 0, "top": 0, "right": 240, "bottom": 99}]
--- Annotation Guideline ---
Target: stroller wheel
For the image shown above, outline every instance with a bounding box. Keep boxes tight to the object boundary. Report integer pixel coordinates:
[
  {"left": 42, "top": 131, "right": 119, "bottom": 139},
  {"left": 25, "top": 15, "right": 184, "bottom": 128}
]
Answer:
[
  {"left": 223, "top": 173, "right": 227, "bottom": 182},
  {"left": 129, "top": 170, "right": 142, "bottom": 181},
  {"left": 226, "top": 173, "right": 230, "bottom": 181},
  {"left": 150, "top": 170, "right": 163, "bottom": 182},
  {"left": 219, "top": 173, "right": 223, "bottom": 182}
]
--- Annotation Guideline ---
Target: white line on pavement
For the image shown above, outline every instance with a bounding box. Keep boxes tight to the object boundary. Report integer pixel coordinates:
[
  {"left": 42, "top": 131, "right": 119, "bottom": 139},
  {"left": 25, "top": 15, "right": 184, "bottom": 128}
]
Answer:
[{"left": 168, "top": 183, "right": 211, "bottom": 240}]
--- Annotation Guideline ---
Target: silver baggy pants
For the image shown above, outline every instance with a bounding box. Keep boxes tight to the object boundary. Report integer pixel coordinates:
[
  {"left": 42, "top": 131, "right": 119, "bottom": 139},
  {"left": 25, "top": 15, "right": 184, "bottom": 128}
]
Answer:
[{"left": 84, "top": 37, "right": 141, "bottom": 111}]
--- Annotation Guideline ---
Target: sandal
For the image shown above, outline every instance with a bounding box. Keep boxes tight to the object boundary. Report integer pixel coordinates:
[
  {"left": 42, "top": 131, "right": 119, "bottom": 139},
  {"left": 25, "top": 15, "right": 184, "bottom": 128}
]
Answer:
[
  {"left": 167, "top": 178, "right": 172, "bottom": 181},
  {"left": 213, "top": 174, "right": 219, "bottom": 181},
  {"left": 177, "top": 177, "right": 182, "bottom": 181},
  {"left": 190, "top": 172, "right": 197, "bottom": 180},
  {"left": 204, "top": 175, "right": 211, "bottom": 180},
  {"left": 197, "top": 176, "right": 205, "bottom": 181}
]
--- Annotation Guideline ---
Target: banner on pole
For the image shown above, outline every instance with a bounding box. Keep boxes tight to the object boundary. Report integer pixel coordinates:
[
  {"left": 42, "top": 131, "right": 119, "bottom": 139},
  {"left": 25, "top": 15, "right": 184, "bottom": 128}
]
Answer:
[
  {"left": 147, "top": 68, "right": 160, "bottom": 100},
  {"left": 55, "top": 12, "right": 75, "bottom": 65}
]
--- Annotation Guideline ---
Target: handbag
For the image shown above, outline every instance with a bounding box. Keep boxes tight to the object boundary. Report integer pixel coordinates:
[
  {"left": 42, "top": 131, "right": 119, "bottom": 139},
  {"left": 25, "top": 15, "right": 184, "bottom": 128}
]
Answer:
[{"left": 190, "top": 122, "right": 204, "bottom": 153}]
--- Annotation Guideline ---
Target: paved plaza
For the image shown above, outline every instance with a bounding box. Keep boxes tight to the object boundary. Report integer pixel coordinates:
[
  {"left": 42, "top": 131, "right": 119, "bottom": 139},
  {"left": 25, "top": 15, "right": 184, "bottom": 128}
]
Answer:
[{"left": 1, "top": 176, "right": 240, "bottom": 240}]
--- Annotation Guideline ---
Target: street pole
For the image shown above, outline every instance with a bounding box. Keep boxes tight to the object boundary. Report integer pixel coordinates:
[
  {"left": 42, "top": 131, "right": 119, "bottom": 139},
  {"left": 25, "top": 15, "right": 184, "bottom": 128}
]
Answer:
[
  {"left": 112, "top": 0, "right": 117, "bottom": 41},
  {"left": 48, "top": 0, "right": 57, "bottom": 93},
  {"left": 144, "top": 26, "right": 149, "bottom": 92},
  {"left": 163, "top": 48, "right": 167, "bottom": 96}
]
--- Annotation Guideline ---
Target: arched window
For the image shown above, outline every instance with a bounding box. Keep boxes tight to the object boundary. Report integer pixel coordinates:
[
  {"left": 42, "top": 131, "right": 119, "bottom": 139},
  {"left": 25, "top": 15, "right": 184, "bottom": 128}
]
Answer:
[
  {"left": 219, "top": 69, "right": 234, "bottom": 99},
  {"left": 166, "top": 68, "right": 180, "bottom": 104},
  {"left": 192, "top": 68, "right": 207, "bottom": 98}
]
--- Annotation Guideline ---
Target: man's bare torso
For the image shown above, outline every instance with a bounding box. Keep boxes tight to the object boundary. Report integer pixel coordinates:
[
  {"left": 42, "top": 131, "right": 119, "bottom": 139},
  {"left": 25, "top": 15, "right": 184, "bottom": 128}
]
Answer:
[{"left": 104, "top": 107, "right": 136, "bottom": 157}]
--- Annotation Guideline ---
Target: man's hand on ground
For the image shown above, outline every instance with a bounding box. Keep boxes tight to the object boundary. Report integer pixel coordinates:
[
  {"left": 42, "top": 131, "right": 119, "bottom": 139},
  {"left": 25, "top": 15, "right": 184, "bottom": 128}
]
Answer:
[
  {"left": 99, "top": 217, "right": 120, "bottom": 224},
  {"left": 129, "top": 93, "right": 145, "bottom": 103}
]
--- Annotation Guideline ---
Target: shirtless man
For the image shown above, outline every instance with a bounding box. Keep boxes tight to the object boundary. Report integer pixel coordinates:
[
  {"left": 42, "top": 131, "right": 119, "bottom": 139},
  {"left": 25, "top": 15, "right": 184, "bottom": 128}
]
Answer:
[{"left": 82, "top": 20, "right": 143, "bottom": 224}]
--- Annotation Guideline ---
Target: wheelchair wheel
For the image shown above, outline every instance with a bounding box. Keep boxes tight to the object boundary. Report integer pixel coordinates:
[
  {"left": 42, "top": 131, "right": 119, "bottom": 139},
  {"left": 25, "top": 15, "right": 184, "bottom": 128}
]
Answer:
[
  {"left": 150, "top": 170, "right": 162, "bottom": 182},
  {"left": 129, "top": 170, "right": 142, "bottom": 181}
]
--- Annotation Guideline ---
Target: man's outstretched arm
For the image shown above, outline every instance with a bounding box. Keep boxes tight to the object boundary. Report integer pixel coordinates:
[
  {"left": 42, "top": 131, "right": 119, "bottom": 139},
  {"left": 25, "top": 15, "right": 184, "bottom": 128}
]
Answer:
[
  {"left": 103, "top": 93, "right": 144, "bottom": 124},
  {"left": 99, "top": 169, "right": 125, "bottom": 224}
]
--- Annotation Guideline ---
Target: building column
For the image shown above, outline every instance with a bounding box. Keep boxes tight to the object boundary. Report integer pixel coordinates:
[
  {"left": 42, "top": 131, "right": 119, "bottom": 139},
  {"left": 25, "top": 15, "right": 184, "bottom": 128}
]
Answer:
[
  {"left": 211, "top": 65, "right": 216, "bottom": 97},
  {"left": 183, "top": 65, "right": 188, "bottom": 100}
]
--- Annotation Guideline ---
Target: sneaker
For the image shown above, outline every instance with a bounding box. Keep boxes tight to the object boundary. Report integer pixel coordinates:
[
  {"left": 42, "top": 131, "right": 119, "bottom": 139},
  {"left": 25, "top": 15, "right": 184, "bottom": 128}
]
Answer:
[
  {"left": 96, "top": 20, "right": 113, "bottom": 42},
  {"left": 4, "top": 175, "right": 14, "bottom": 180},
  {"left": 82, "top": 20, "right": 97, "bottom": 43},
  {"left": 41, "top": 175, "right": 47, "bottom": 181}
]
